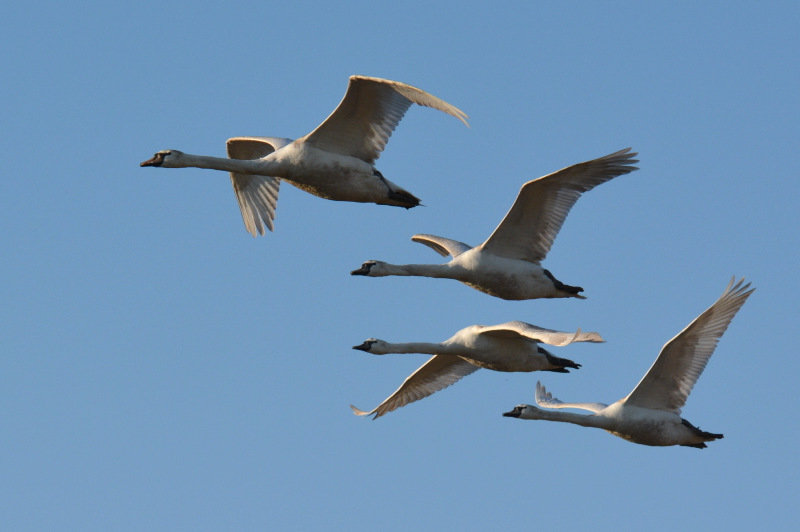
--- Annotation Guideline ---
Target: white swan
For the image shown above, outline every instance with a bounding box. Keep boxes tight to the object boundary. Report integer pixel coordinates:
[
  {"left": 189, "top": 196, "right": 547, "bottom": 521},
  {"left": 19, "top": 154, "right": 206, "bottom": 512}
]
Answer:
[
  {"left": 351, "top": 148, "right": 638, "bottom": 300},
  {"left": 503, "top": 278, "right": 754, "bottom": 448},
  {"left": 140, "top": 76, "right": 468, "bottom": 236},
  {"left": 350, "top": 321, "right": 604, "bottom": 419}
]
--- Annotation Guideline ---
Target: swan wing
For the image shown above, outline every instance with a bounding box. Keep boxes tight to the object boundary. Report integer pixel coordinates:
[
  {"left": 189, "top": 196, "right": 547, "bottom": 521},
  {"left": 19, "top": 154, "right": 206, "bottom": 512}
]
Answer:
[
  {"left": 535, "top": 381, "right": 608, "bottom": 413},
  {"left": 625, "top": 278, "right": 754, "bottom": 413},
  {"left": 411, "top": 234, "right": 473, "bottom": 258},
  {"left": 480, "top": 148, "right": 639, "bottom": 262},
  {"left": 476, "top": 321, "right": 604, "bottom": 346},
  {"left": 227, "top": 137, "right": 293, "bottom": 236},
  {"left": 302, "top": 75, "right": 468, "bottom": 164},
  {"left": 351, "top": 356, "right": 479, "bottom": 419}
]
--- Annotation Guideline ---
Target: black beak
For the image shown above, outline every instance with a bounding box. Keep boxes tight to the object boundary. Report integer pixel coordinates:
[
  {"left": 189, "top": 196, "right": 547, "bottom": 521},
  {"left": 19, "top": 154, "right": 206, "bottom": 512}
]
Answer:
[
  {"left": 140, "top": 153, "right": 164, "bottom": 167},
  {"left": 502, "top": 407, "right": 522, "bottom": 418},
  {"left": 352, "top": 342, "right": 372, "bottom": 351},
  {"left": 350, "top": 263, "right": 372, "bottom": 276}
]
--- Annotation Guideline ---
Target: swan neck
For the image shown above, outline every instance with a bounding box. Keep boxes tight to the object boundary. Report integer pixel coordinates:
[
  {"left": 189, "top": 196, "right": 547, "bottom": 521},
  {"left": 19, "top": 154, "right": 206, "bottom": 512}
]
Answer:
[
  {"left": 537, "top": 410, "right": 610, "bottom": 429},
  {"left": 383, "top": 263, "right": 450, "bottom": 278},
  {"left": 178, "top": 153, "right": 279, "bottom": 174},
  {"left": 382, "top": 342, "right": 448, "bottom": 354}
]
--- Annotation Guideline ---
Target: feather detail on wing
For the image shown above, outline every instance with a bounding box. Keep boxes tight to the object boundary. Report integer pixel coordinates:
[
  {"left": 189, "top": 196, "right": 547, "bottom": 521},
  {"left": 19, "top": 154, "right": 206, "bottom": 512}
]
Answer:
[
  {"left": 351, "top": 356, "right": 479, "bottom": 419},
  {"left": 535, "top": 382, "right": 608, "bottom": 413},
  {"left": 476, "top": 321, "right": 604, "bottom": 346},
  {"left": 624, "top": 278, "right": 754, "bottom": 413},
  {"left": 411, "top": 234, "right": 473, "bottom": 258},
  {"left": 480, "top": 148, "right": 639, "bottom": 262},
  {"left": 303, "top": 76, "right": 468, "bottom": 164},
  {"left": 226, "top": 137, "right": 293, "bottom": 236}
]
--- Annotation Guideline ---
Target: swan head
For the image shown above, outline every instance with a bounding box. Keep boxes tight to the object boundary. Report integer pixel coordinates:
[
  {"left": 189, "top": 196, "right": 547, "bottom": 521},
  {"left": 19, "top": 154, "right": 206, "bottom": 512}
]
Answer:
[
  {"left": 140, "top": 150, "right": 186, "bottom": 168},
  {"left": 352, "top": 338, "right": 389, "bottom": 354},
  {"left": 502, "top": 404, "right": 543, "bottom": 420},
  {"left": 350, "top": 260, "right": 388, "bottom": 276}
]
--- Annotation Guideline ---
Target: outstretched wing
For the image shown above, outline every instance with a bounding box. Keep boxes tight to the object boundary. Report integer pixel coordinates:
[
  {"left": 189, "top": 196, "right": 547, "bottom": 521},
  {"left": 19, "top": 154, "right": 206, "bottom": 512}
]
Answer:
[
  {"left": 411, "top": 234, "right": 473, "bottom": 258},
  {"left": 476, "top": 321, "right": 604, "bottom": 346},
  {"left": 535, "top": 381, "right": 608, "bottom": 413},
  {"left": 303, "top": 75, "right": 468, "bottom": 164},
  {"left": 227, "top": 136, "right": 293, "bottom": 236},
  {"left": 480, "top": 148, "right": 638, "bottom": 262},
  {"left": 625, "top": 278, "right": 754, "bottom": 413},
  {"left": 351, "top": 356, "right": 479, "bottom": 419}
]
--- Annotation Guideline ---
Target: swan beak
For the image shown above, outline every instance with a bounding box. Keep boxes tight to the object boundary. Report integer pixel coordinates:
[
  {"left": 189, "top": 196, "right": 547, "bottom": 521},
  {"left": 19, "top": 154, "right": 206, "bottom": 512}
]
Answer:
[
  {"left": 140, "top": 153, "right": 164, "bottom": 167},
  {"left": 350, "top": 264, "right": 372, "bottom": 276},
  {"left": 502, "top": 407, "right": 523, "bottom": 418},
  {"left": 352, "top": 342, "right": 372, "bottom": 351}
]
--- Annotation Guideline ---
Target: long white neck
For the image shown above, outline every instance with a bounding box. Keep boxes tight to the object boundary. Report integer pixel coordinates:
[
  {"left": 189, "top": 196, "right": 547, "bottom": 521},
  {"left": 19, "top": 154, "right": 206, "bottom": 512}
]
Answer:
[
  {"left": 531, "top": 409, "right": 613, "bottom": 430},
  {"left": 174, "top": 153, "right": 285, "bottom": 176},
  {"left": 380, "top": 263, "right": 453, "bottom": 278},
  {"left": 378, "top": 342, "right": 455, "bottom": 355}
]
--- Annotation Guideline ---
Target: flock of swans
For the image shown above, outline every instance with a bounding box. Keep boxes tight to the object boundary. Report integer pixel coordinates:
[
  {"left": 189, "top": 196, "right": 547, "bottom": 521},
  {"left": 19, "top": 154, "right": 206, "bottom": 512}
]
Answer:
[{"left": 142, "top": 75, "right": 754, "bottom": 449}]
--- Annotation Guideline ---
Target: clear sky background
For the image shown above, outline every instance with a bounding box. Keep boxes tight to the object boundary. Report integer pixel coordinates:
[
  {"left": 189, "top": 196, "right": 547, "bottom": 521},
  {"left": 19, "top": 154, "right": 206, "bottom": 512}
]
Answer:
[{"left": 2, "top": 2, "right": 798, "bottom": 530}]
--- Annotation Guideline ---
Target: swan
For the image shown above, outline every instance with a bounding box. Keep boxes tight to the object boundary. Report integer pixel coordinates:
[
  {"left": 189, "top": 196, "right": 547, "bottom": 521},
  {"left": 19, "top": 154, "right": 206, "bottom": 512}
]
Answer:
[
  {"left": 350, "top": 321, "right": 604, "bottom": 419},
  {"left": 351, "top": 148, "right": 638, "bottom": 300},
  {"left": 503, "top": 278, "right": 754, "bottom": 448},
  {"left": 140, "top": 75, "right": 468, "bottom": 236}
]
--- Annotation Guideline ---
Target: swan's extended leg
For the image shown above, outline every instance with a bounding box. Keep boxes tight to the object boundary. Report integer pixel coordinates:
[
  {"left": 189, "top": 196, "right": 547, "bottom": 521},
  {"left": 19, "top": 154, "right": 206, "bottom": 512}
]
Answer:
[
  {"left": 543, "top": 268, "right": 584, "bottom": 296},
  {"left": 538, "top": 347, "right": 581, "bottom": 372},
  {"left": 374, "top": 170, "right": 421, "bottom": 208}
]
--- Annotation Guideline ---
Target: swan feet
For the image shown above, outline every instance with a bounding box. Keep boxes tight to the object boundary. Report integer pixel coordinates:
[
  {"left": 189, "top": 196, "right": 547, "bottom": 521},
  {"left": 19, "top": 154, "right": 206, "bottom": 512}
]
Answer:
[
  {"left": 388, "top": 188, "right": 422, "bottom": 208},
  {"left": 543, "top": 268, "right": 584, "bottom": 297},
  {"left": 539, "top": 347, "right": 581, "bottom": 373},
  {"left": 680, "top": 418, "right": 723, "bottom": 446},
  {"left": 374, "top": 170, "right": 421, "bottom": 208}
]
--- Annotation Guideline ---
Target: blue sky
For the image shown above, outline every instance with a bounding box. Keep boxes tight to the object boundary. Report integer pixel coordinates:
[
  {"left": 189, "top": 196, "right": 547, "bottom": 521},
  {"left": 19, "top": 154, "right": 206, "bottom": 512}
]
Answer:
[{"left": 1, "top": 1, "right": 798, "bottom": 530}]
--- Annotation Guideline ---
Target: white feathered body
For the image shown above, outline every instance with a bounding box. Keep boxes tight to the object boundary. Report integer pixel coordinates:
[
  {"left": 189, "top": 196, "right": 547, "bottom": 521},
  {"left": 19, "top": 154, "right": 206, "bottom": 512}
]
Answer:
[
  {"left": 441, "top": 326, "right": 561, "bottom": 372},
  {"left": 597, "top": 403, "right": 708, "bottom": 447},
  {"left": 447, "top": 249, "right": 565, "bottom": 300},
  {"left": 256, "top": 141, "right": 410, "bottom": 205}
]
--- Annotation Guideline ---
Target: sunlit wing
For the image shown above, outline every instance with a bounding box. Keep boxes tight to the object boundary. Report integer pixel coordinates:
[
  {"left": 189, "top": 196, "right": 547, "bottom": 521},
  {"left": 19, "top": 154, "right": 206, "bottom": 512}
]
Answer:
[
  {"left": 302, "top": 75, "right": 468, "bottom": 164},
  {"left": 535, "top": 381, "right": 608, "bottom": 413},
  {"left": 625, "top": 278, "right": 754, "bottom": 413},
  {"left": 411, "top": 234, "right": 473, "bottom": 258},
  {"left": 476, "top": 321, "right": 604, "bottom": 346},
  {"left": 226, "top": 136, "right": 294, "bottom": 236},
  {"left": 480, "top": 148, "right": 638, "bottom": 262},
  {"left": 351, "top": 356, "right": 479, "bottom": 419}
]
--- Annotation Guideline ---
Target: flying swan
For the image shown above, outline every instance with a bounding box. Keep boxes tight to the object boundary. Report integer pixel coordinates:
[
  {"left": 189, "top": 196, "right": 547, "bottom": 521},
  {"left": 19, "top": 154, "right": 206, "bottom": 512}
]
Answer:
[
  {"left": 503, "top": 278, "right": 754, "bottom": 448},
  {"left": 350, "top": 321, "right": 604, "bottom": 419},
  {"left": 140, "top": 75, "right": 468, "bottom": 235},
  {"left": 351, "top": 148, "right": 638, "bottom": 300}
]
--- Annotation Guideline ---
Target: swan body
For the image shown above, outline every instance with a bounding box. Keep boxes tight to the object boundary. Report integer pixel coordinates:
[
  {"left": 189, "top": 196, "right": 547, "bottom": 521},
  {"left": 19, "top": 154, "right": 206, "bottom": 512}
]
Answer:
[
  {"left": 351, "top": 148, "right": 638, "bottom": 300},
  {"left": 140, "top": 76, "right": 468, "bottom": 235},
  {"left": 503, "top": 278, "right": 754, "bottom": 448},
  {"left": 350, "top": 321, "right": 604, "bottom": 419}
]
